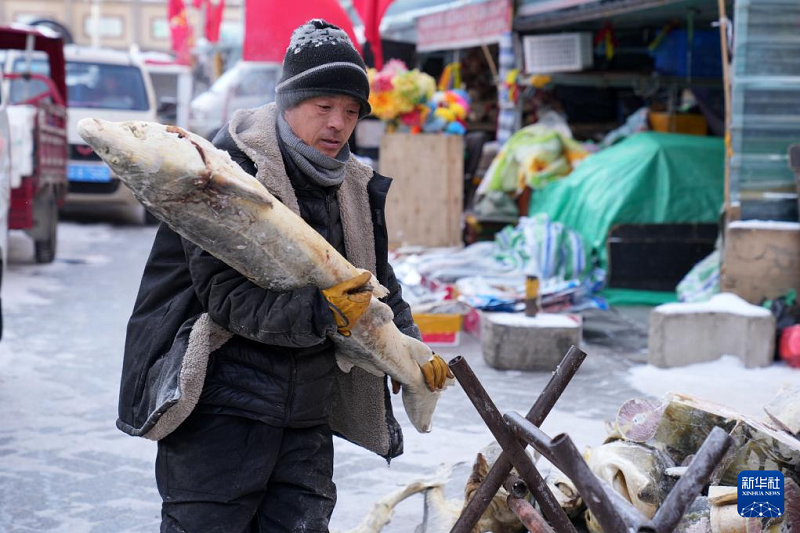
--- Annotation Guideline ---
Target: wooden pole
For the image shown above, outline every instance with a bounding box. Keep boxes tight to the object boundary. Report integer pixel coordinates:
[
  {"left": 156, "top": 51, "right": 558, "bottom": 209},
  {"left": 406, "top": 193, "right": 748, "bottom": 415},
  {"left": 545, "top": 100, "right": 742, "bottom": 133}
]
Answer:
[{"left": 717, "top": 0, "right": 737, "bottom": 221}]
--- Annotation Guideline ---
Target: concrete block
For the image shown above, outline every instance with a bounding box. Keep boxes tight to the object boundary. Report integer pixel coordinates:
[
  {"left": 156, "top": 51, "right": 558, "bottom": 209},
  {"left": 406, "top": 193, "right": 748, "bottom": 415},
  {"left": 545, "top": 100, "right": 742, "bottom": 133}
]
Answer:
[
  {"left": 722, "top": 221, "right": 800, "bottom": 303},
  {"left": 648, "top": 293, "right": 775, "bottom": 368},
  {"left": 481, "top": 312, "right": 581, "bottom": 371}
]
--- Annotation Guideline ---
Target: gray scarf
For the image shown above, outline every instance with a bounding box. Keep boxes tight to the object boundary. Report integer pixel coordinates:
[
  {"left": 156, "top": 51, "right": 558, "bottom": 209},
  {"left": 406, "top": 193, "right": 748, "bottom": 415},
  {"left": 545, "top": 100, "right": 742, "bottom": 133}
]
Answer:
[{"left": 277, "top": 113, "right": 349, "bottom": 187}]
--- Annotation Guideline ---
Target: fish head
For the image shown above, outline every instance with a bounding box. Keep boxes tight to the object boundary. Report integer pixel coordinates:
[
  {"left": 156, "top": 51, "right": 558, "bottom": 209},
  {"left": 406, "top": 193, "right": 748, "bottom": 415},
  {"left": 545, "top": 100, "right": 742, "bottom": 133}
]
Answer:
[
  {"left": 77, "top": 118, "right": 210, "bottom": 197},
  {"left": 78, "top": 118, "right": 273, "bottom": 210}
]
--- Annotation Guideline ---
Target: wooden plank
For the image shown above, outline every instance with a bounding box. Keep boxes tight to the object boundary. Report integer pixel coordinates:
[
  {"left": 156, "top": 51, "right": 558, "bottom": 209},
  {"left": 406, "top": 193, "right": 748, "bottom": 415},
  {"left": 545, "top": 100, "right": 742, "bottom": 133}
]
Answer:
[
  {"left": 379, "top": 133, "right": 464, "bottom": 248},
  {"left": 721, "top": 223, "right": 800, "bottom": 303}
]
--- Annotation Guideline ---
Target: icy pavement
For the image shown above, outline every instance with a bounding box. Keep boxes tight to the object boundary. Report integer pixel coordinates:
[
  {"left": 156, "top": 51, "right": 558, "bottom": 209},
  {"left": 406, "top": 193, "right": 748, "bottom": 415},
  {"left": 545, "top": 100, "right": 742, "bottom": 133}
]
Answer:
[{"left": 0, "top": 221, "right": 796, "bottom": 533}]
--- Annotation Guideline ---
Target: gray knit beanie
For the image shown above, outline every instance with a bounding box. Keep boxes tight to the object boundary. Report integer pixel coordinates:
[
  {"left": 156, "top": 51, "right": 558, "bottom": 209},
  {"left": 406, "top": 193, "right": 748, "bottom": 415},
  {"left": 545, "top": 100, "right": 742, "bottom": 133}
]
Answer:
[{"left": 275, "top": 19, "right": 371, "bottom": 119}]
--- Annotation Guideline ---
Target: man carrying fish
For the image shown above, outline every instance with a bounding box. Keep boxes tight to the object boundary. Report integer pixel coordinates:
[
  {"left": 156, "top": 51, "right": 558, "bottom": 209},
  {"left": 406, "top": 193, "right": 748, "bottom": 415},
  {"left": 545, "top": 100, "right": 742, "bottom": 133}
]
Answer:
[{"left": 118, "top": 20, "right": 451, "bottom": 533}]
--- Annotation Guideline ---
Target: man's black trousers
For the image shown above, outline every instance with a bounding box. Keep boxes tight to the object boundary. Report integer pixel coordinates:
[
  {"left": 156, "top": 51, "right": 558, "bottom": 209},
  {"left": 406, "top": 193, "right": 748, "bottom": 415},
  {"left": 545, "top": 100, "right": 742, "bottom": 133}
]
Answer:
[{"left": 156, "top": 410, "right": 336, "bottom": 532}]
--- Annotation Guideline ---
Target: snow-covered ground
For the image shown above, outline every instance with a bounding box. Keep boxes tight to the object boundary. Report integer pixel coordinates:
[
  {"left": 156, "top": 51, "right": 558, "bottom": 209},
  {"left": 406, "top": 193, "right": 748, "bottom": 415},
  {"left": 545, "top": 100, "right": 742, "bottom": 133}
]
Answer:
[{"left": 0, "top": 221, "right": 796, "bottom": 532}]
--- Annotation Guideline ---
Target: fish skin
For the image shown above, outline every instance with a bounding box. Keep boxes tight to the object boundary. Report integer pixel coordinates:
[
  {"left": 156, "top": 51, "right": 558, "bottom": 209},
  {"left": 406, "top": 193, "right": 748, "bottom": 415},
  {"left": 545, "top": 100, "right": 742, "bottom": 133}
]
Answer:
[
  {"left": 585, "top": 440, "right": 676, "bottom": 520},
  {"left": 545, "top": 471, "right": 583, "bottom": 519},
  {"left": 764, "top": 385, "right": 800, "bottom": 436},
  {"left": 77, "top": 118, "right": 451, "bottom": 432},
  {"left": 417, "top": 486, "right": 461, "bottom": 533}
]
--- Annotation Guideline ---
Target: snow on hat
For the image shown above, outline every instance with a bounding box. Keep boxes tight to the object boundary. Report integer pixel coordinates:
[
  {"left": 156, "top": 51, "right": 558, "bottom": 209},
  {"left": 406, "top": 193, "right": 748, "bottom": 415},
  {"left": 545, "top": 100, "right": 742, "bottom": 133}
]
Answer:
[{"left": 276, "top": 19, "right": 371, "bottom": 119}]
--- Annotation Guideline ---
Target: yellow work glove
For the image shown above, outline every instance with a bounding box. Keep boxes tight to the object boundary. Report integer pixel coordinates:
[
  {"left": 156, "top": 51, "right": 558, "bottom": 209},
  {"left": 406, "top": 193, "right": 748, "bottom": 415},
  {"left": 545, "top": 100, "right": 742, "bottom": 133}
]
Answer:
[
  {"left": 421, "top": 354, "right": 453, "bottom": 391},
  {"left": 391, "top": 353, "right": 453, "bottom": 393},
  {"left": 322, "top": 272, "right": 373, "bottom": 337}
]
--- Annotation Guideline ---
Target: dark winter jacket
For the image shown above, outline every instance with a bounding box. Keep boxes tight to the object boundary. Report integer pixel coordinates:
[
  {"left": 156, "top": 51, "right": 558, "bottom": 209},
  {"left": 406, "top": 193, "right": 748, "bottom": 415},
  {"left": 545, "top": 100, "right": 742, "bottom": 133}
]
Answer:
[{"left": 117, "top": 103, "right": 419, "bottom": 459}]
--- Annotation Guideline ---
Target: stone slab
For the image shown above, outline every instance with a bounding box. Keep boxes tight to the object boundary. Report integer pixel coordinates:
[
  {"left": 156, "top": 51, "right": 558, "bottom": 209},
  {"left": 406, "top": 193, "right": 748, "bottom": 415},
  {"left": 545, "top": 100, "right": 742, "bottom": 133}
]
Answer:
[
  {"left": 648, "top": 293, "right": 775, "bottom": 368},
  {"left": 481, "top": 312, "right": 582, "bottom": 371},
  {"left": 722, "top": 221, "right": 800, "bottom": 304}
]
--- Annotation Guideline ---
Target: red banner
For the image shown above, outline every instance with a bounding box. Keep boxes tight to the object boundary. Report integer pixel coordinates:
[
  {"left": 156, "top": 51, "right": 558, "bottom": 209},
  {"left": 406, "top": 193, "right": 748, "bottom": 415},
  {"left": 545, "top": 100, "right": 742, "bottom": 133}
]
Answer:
[
  {"left": 416, "top": 0, "right": 511, "bottom": 52},
  {"left": 243, "top": 0, "right": 361, "bottom": 63},
  {"left": 168, "top": 0, "right": 193, "bottom": 64},
  {"left": 353, "top": 0, "right": 394, "bottom": 69},
  {"left": 205, "top": 0, "right": 225, "bottom": 43}
]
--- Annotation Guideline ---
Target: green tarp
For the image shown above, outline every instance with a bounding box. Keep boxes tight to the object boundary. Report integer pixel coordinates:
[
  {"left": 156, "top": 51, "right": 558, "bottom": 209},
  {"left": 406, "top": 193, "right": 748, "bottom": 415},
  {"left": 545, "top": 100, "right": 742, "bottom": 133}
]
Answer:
[
  {"left": 599, "top": 288, "right": 679, "bottom": 307},
  {"left": 528, "top": 132, "right": 725, "bottom": 270}
]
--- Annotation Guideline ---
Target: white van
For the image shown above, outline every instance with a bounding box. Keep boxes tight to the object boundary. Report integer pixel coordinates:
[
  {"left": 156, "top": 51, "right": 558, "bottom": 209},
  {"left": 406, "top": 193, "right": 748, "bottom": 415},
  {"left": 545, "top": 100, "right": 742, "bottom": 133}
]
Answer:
[
  {"left": 63, "top": 46, "right": 157, "bottom": 221},
  {"left": 190, "top": 61, "right": 280, "bottom": 140}
]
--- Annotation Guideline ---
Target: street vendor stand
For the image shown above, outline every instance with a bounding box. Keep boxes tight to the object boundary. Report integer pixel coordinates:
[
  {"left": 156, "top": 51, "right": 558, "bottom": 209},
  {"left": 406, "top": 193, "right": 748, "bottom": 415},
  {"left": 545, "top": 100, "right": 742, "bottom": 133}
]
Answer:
[
  {"left": 375, "top": 0, "right": 514, "bottom": 248},
  {"left": 495, "top": 0, "right": 730, "bottom": 293}
]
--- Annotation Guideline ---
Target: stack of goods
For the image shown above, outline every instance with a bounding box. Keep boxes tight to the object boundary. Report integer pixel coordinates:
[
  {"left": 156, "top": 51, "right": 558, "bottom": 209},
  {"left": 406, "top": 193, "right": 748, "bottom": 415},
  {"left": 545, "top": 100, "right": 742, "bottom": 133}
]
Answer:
[
  {"left": 481, "top": 123, "right": 589, "bottom": 193},
  {"left": 367, "top": 60, "right": 470, "bottom": 135},
  {"left": 391, "top": 214, "right": 605, "bottom": 325},
  {"left": 569, "top": 391, "right": 800, "bottom": 532}
]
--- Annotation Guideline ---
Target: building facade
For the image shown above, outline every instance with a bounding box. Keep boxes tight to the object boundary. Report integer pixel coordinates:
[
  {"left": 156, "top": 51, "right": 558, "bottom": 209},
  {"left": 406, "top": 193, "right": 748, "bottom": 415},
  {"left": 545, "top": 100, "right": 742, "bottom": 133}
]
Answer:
[{"left": 0, "top": 0, "right": 243, "bottom": 53}]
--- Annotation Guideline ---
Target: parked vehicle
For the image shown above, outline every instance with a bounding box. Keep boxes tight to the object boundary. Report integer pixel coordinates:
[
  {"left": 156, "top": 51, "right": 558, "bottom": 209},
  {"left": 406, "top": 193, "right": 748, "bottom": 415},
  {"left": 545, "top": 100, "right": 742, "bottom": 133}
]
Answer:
[
  {"left": 190, "top": 60, "right": 280, "bottom": 139},
  {"left": 1, "top": 26, "right": 67, "bottom": 264},
  {"left": 0, "top": 92, "right": 7, "bottom": 340},
  {"left": 63, "top": 46, "right": 157, "bottom": 223},
  {"left": 2, "top": 44, "right": 158, "bottom": 224},
  {"left": 138, "top": 51, "right": 193, "bottom": 129}
]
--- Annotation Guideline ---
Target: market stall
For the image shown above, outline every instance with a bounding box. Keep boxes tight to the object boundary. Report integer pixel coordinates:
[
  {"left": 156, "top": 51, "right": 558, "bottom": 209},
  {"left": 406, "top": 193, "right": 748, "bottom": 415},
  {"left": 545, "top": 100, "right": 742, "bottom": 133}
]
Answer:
[{"left": 363, "top": 0, "right": 513, "bottom": 248}]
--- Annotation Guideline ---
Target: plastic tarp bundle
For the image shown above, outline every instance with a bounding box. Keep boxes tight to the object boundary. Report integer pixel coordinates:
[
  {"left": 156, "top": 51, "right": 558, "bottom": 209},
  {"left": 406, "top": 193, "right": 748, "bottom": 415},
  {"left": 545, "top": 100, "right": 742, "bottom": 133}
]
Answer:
[
  {"left": 528, "top": 132, "right": 725, "bottom": 270},
  {"left": 480, "top": 124, "right": 589, "bottom": 193},
  {"left": 392, "top": 214, "right": 601, "bottom": 313},
  {"left": 676, "top": 250, "right": 721, "bottom": 303},
  {"left": 493, "top": 214, "right": 589, "bottom": 280}
]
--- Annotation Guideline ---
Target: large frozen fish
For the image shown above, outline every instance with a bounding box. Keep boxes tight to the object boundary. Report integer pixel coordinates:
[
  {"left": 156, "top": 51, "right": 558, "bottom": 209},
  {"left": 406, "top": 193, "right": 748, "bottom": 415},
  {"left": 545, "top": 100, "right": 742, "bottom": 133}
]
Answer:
[
  {"left": 585, "top": 440, "right": 676, "bottom": 520},
  {"left": 462, "top": 447, "right": 528, "bottom": 533},
  {"left": 77, "top": 118, "right": 451, "bottom": 432},
  {"left": 764, "top": 385, "right": 800, "bottom": 436},
  {"left": 416, "top": 486, "right": 461, "bottom": 533},
  {"left": 545, "top": 471, "right": 583, "bottom": 519},
  {"left": 339, "top": 465, "right": 456, "bottom": 533}
]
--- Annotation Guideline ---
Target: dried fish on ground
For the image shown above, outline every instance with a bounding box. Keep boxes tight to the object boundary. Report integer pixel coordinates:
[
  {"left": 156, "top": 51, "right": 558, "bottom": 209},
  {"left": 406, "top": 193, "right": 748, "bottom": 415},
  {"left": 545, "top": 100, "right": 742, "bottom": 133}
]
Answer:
[
  {"left": 545, "top": 471, "right": 584, "bottom": 519},
  {"left": 764, "top": 385, "right": 800, "bottom": 437},
  {"left": 585, "top": 440, "right": 676, "bottom": 519},
  {"left": 652, "top": 394, "right": 741, "bottom": 465}
]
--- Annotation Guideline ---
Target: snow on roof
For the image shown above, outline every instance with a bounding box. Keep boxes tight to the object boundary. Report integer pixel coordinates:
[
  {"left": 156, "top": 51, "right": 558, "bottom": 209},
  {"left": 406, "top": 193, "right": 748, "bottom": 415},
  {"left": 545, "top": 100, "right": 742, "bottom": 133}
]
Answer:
[
  {"left": 64, "top": 45, "right": 135, "bottom": 65},
  {"left": 655, "top": 292, "right": 772, "bottom": 317},
  {"left": 729, "top": 220, "right": 800, "bottom": 232}
]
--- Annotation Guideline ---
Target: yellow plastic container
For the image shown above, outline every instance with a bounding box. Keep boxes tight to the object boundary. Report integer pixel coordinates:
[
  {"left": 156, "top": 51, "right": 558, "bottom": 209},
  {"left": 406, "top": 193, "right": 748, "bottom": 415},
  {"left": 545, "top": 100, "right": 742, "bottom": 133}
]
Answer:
[
  {"left": 412, "top": 313, "right": 464, "bottom": 347},
  {"left": 649, "top": 112, "right": 708, "bottom": 136}
]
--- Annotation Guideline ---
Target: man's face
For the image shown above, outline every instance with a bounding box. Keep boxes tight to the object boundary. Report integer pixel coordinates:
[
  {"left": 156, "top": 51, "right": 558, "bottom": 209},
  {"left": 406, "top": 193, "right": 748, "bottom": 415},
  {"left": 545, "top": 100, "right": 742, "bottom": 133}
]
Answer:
[{"left": 283, "top": 95, "right": 360, "bottom": 157}]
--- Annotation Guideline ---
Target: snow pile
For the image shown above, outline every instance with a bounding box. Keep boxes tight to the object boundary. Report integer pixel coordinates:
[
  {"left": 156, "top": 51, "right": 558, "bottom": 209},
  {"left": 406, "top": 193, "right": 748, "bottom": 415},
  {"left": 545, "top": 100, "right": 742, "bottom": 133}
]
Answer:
[
  {"left": 656, "top": 292, "right": 771, "bottom": 317},
  {"left": 626, "top": 355, "right": 797, "bottom": 417}
]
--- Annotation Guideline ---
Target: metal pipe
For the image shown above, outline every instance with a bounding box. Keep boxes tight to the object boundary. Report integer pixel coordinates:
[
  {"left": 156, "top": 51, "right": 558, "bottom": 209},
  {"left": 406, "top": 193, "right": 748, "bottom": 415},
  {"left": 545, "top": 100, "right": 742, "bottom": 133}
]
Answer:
[
  {"left": 505, "top": 412, "right": 637, "bottom": 533},
  {"left": 503, "top": 474, "right": 528, "bottom": 500},
  {"left": 526, "top": 346, "right": 586, "bottom": 426},
  {"left": 449, "top": 346, "right": 586, "bottom": 532},
  {"left": 448, "top": 356, "right": 577, "bottom": 533},
  {"left": 652, "top": 426, "right": 733, "bottom": 532},
  {"left": 507, "top": 495, "right": 557, "bottom": 533},
  {"left": 502, "top": 412, "right": 559, "bottom": 464}
]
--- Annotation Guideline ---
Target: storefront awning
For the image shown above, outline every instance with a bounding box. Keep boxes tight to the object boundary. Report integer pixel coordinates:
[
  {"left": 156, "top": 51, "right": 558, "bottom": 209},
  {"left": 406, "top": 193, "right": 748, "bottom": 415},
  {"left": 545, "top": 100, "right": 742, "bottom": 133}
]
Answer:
[
  {"left": 515, "top": 0, "right": 721, "bottom": 32},
  {"left": 415, "top": 0, "right": 512, "bottom": 52}
]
